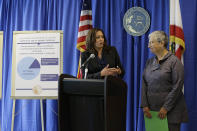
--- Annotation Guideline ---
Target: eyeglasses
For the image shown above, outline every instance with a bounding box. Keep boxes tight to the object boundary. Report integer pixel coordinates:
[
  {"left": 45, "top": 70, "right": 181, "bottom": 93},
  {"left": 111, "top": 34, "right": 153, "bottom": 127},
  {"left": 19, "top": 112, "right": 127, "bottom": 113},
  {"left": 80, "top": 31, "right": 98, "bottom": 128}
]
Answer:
[
  {"left": 148, "top": 40, "right": 162, "bottom": 45},
  {"left": 148, "top": 41, "right": 155, "bottom": 45},
  {"left": 148, "top": 41, "right": 157, "bottom": 46}
]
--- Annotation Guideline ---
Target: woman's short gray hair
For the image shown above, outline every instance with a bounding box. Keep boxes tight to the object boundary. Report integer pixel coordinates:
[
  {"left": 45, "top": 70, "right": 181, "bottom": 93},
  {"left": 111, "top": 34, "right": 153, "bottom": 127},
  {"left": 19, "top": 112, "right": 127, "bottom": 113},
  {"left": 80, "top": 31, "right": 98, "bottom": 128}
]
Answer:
[{"left": 149, "top": 31, "right": 168, "bottom": 48}]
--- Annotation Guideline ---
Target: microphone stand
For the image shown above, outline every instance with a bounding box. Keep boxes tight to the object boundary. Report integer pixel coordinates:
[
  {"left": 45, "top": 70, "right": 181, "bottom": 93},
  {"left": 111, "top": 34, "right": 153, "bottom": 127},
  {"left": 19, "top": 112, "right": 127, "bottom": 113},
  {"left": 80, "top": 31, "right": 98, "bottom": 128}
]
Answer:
[
  {"left": 81, "top": 54, "right": 95, "bottom": 79},
  {"left": 84, "top": 64, "right": 88, "bottom": 79}
]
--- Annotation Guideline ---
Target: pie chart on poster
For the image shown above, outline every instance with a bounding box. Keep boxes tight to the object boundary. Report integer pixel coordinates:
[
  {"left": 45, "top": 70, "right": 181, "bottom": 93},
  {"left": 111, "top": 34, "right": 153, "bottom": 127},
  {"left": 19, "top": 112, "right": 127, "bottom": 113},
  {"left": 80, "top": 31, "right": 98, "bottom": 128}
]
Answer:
[{"left": 17, "top": 57, "right": 40, "bottom": 80}]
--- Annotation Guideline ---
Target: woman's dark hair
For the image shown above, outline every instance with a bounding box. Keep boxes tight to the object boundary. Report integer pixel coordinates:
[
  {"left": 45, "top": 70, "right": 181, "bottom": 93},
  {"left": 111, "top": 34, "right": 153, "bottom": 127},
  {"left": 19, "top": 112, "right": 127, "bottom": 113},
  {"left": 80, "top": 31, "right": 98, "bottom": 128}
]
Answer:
[{"left": 86, "top": 28, "right": 108, "bottom": 54}]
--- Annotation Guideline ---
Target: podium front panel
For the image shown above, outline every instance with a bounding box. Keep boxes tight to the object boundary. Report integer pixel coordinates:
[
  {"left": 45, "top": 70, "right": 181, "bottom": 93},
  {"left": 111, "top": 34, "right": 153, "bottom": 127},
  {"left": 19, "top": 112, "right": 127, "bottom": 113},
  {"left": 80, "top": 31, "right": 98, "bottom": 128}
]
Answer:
[
  {"left": 58, "top": 76, "right": 127, "bottom": 131},
  {"left": 62, "top": 78, "right": 104, "bottom": 96},
  {"left": 59, "top": 78, "right": 105, "bottom": 131}
]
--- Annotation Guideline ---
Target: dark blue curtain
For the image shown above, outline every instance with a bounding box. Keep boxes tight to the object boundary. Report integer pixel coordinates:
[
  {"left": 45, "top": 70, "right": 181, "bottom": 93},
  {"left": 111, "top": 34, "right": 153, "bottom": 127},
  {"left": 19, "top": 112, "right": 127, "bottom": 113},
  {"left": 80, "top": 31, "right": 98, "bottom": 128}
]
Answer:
[
  {"left": 0, "top": 0, "right": 196, "bottom": 131},
  {"left": 180, "top": 0, "right": 197, "bottom": 131}
]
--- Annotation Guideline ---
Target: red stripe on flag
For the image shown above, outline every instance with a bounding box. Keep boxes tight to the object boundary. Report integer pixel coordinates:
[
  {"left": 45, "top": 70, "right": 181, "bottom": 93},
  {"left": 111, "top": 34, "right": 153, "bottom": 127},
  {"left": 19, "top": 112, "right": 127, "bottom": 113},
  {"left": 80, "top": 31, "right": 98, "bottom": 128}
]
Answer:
[
  {"left": 80, "top": 15, "right": 92, "bottom": 21},
  {"left": 78, "top": 25, "right": 93, "bottom": 32},
  {"left": 80, "top": 45, "right": 86, "bottom": 50},
  {"left": 77, "top": 36, "right": 86, "bottom": 43},
  {"left": 170, "top": 25, "right": 184, "bottom": 41},
  {"left": 77, "top": 68, "right": 83, "bottom": 79},
  {"left": 175, "top": 46, "right": 183, "bottom": 60}
]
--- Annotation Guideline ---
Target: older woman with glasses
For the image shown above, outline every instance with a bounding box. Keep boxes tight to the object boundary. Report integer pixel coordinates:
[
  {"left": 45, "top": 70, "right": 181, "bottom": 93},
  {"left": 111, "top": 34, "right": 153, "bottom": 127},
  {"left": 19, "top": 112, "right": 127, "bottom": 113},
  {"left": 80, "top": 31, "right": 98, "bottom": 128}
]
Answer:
[{"left": 141, "top": 31, "right": 188, "bottom": 131}]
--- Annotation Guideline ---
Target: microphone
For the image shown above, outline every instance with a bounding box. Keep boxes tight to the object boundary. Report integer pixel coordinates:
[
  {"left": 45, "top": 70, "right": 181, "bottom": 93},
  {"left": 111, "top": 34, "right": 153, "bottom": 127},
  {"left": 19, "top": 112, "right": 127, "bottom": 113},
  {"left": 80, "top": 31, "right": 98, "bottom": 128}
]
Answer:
[{"left": 81, "top": 54, "right": 95, "bottom": 68}]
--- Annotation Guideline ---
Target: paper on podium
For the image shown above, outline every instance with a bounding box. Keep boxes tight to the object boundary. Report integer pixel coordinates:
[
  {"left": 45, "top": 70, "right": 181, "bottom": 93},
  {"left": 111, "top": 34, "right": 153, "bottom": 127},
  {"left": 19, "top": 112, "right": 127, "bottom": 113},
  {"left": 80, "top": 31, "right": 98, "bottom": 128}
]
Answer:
[{"left": 144, "top": 111, "right": 168, "bottom": 131}]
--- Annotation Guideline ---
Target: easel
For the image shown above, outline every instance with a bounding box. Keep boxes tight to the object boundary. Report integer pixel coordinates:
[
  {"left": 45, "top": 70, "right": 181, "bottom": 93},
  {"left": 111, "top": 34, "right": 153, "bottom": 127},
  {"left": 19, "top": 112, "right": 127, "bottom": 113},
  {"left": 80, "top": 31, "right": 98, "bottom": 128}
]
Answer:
[
  {"left": 11, "top": 96, "right": 57, "bottom": 131},
  {"left": 0, "top": 31, "right": 4, "bottom": 131}
]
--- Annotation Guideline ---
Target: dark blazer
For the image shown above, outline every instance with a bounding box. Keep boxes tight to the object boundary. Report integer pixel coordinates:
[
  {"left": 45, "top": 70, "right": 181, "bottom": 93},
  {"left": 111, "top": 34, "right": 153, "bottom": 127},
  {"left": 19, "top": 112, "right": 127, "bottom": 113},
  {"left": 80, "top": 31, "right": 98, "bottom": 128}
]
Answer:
[{"left": 81, "top": 46, "right": 125, "bottom": 79}]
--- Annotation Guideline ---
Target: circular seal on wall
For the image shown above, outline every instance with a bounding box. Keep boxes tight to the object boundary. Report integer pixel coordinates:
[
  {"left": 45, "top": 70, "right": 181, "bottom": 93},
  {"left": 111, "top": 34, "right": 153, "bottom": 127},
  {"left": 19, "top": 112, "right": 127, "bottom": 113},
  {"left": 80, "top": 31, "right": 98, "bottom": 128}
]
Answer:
[{"left": 123, "top": 7, "right": 150, "bottom": 36}]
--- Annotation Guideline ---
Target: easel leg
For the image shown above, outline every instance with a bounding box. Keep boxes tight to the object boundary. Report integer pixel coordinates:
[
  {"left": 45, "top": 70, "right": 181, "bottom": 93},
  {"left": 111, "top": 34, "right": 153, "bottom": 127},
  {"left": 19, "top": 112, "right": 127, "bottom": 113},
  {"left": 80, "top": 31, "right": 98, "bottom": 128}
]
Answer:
[
  {"left": 40, "top": 99, "right": 44, "bottom": 131},
  {"left": 11, "top": 99, "right": 16, "bottom": 131}
]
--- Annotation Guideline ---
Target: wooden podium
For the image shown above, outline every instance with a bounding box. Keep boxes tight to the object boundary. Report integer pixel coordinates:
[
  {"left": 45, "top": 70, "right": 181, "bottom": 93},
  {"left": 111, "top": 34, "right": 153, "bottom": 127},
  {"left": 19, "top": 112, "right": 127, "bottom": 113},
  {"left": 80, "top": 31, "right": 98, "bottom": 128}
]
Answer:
[{"left": 58, "top": 74, "right": 127, "bottom": 131}]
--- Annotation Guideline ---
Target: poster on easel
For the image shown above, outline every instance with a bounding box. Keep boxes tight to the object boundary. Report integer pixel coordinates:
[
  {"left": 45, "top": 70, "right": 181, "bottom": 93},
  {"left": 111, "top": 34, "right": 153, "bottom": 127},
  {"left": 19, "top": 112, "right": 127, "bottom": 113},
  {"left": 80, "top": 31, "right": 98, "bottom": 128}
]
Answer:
[
  {"left": 11, "top": 31, "right": 63, "bottom": 99},
  {"left": 0, "top": 31, "right": 3, "bottom": 99}
]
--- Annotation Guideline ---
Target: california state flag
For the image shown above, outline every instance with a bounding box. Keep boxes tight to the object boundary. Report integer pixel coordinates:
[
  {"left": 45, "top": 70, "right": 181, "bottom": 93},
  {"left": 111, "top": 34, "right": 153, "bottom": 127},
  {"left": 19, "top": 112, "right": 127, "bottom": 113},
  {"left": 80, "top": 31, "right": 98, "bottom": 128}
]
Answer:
[
  {"left": 170, "top": 0, "right": 185, "bottom": 92},
  {"left": 170, "top": 0, "right": 185, "bottom": 61}
]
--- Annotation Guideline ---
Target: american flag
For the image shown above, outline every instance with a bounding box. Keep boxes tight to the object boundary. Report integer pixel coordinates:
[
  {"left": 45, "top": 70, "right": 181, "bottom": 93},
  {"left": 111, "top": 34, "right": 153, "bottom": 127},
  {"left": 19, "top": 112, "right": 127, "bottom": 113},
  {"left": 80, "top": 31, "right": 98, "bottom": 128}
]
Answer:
[
  {"left": 170, "top": 0, "right": 185, "bottom": 60},
  {"left": 76, "top": 0, "right": 92, "bottom": 78}
]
